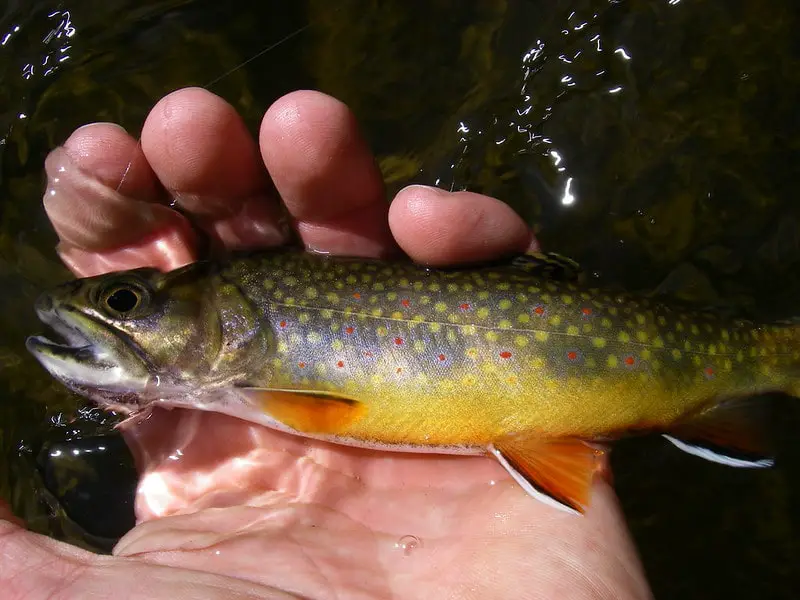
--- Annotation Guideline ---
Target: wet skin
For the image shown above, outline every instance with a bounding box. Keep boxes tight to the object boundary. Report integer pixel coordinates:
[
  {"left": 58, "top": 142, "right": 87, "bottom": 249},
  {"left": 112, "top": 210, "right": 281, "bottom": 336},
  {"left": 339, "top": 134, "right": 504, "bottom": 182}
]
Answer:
[{"left": 1, "top": 88, "right": 653, "bottom": 600}]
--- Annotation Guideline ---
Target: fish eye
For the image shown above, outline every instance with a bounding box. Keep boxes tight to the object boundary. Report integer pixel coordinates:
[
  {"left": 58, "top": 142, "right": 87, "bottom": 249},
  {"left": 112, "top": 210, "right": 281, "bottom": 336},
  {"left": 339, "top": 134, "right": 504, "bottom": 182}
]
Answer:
[{"left": 99, "top": 282, "right": 149, "bottom": 317}]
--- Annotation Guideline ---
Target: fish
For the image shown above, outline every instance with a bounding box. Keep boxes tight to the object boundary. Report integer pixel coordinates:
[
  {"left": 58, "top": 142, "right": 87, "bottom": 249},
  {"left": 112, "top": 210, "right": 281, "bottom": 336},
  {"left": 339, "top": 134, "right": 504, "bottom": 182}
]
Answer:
[{"left": 25, "top": 248, "right": 798, "bottom": 514}]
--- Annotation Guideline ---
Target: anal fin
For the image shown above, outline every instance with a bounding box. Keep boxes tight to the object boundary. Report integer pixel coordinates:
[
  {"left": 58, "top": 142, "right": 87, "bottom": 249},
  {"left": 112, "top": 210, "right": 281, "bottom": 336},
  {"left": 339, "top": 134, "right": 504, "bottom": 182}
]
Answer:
[
  {"left": 489, "top": 435, "right": 604, "bottom": 515},
  {"left": 664, "top": 397, "right": 774, "bottom": 468}
]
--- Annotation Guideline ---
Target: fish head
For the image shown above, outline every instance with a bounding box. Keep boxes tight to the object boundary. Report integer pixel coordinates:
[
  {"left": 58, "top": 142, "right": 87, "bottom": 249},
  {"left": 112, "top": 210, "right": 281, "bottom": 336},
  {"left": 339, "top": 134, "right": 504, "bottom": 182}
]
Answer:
[{"left": 26, "top": 262, "right": 259, "bottom": 412}]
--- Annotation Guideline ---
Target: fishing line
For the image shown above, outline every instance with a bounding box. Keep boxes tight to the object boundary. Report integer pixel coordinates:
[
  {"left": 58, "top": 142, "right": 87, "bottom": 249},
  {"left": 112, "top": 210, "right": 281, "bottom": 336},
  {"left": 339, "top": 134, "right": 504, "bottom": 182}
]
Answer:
[{"left": 115, "top": 2, "right": 344, "bottom": 195}]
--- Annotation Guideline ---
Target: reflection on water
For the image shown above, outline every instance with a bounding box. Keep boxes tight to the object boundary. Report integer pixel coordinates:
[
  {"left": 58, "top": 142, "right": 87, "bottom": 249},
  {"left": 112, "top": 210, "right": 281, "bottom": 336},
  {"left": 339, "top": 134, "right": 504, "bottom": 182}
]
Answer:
[{"left": 1, "top": 0, "right": 799, "bottom": 597}]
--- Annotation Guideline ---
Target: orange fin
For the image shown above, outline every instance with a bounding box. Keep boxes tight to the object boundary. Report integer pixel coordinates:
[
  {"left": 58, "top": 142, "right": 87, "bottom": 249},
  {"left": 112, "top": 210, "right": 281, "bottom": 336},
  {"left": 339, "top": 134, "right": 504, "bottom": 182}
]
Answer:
[
  {"left": 489, "top": 435, "right": 605, "bottom": 515},
  {"left": 239, "top": 388, "right": 366, "bottom": 434},
  {"left": 664, "top": 397, "right": 774, "bottom": 468}
]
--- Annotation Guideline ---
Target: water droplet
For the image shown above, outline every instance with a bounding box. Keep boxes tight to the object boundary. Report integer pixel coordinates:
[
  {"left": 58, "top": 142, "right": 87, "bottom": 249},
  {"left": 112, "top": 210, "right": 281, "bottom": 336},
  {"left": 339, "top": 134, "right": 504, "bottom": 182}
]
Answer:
[
  {"left": 395, "top": 535, "right": 422, "bottom": 556},
  {"left": 489, "top": 479, "right": 496, "bottom": 486}
]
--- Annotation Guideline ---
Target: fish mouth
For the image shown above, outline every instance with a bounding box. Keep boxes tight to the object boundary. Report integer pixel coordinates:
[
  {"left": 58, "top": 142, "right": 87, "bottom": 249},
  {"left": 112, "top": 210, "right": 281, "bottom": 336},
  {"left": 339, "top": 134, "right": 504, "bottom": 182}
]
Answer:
[{"left": 26, "top": 303, "right": 149, "bottom": 403}]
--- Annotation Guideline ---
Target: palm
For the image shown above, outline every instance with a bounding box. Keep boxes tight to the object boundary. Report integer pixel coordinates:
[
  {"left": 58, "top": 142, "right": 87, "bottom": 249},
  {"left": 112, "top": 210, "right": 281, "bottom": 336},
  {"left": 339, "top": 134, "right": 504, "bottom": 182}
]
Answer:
[{"left": 1, "top": 88, "right": 652, "bottom": 599}]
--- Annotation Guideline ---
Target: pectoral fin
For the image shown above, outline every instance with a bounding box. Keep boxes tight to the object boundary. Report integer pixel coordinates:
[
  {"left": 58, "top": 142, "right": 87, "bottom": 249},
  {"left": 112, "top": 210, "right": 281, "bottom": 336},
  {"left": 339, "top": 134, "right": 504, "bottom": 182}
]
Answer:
[
  {"left": 489, "top": 435, "right": 605, "bottom": 515},
  {"left": 664, "top": 397, "right": 774, "bottom": 468},
  {"left": 239, "top": 388, "right": 366, "bottom": 434}
]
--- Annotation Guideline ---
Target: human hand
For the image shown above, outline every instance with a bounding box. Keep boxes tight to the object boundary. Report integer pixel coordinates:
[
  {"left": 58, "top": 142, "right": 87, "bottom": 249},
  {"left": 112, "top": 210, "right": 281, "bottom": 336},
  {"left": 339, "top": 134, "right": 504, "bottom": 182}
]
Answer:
[{"left": 3, "top": 88, "right": 653, "bottom": 599}]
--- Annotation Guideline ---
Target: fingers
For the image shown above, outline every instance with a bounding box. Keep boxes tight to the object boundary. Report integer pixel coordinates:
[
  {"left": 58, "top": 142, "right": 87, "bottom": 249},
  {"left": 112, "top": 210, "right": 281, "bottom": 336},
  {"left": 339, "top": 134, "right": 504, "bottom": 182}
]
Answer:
[
  {"left": 260, "top": 91, "right": 396, "bottom": 257},
  {"left": 388, "top": 186, "right": 536, "bottom": 266},
  {"left": 45, "top": 124, "right": 198, "bottom": 276},
  {"left": 140, "top": 87, "right": 287, "bottom": 250}
]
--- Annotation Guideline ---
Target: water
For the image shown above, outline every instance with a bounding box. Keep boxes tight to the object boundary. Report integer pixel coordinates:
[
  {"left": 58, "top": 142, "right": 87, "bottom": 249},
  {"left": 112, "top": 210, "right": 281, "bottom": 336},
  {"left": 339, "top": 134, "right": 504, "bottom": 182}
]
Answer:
[{"left": 1, "top": 0, "right": 799, "bottom": 597}]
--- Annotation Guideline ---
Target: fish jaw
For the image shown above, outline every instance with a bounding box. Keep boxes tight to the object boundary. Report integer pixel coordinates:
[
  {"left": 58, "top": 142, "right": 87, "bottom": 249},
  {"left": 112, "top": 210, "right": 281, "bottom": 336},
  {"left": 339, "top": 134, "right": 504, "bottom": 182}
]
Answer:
[{"left": 26, "top": 299, "right": 151, "bottom": 407}]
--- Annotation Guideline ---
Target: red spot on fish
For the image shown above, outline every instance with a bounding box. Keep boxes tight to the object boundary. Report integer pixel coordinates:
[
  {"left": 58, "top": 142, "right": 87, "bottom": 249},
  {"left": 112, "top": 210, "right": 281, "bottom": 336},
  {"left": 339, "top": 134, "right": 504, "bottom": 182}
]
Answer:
[
  {"left": 337, "top": 360, "right": 345, "bottom": 368},
  {"left": 624, "top": 355, "right": 636, "bottom": 367},
  {"left": 298, "top": 362, "right": 306, "bottom": 369},
  {"left": 353, "top": 292, "right": 361, "bottom": 300},
  {"left": 460, "top": 303, "right": 471, "bottom": 310},
  {"left": 396, "top": 367, "right": 403, "bottom": 374},
  {"left": 345, "top": 326, "right": 354, "bottom": 335},
  {"left": 581, "top": 307, "right": 593, "bottom": 316},
  {"left": 279, "top": 321, "right": 287, "bottom": 328},
  {"left": 567, "top": 351, "right": 578, "bottom": 361},
  {"left": 704, "top": 366, "right": 715, "bottom": 378},
  {"left": 363, "top": 351, "right": 373, "bottom": 358},
  {"left": 401, "top": 299, "right": 410, "bottom": 307},
  {"left": 500, "top": 351, "right": 513, "bottom": 359},
  {"left": 534, "top": 305, "right": 545, "bottom": 316},
  {"left": 394, "top": 337, "right": 404, "bottom": 346},
  {"left": 438, "top": 353, "right": 447, "bottom": 361}
]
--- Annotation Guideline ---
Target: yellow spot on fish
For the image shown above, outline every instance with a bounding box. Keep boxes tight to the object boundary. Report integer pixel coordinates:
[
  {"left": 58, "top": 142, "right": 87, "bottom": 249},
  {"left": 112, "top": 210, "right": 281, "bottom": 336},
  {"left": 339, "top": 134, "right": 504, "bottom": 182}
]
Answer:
[
  {"left": 376, "top": 326, "right": 388, "bottom": 337},
  {"left": 386, "top": 292, "right": 397, "bottom": 301},
  {"left": 428, "top": 283, "right": 441, "bottom": 292},
  {"left": 264, "top": 279, "right": 275, "bottom": 290},
  {"left": 271, "top": 357, "right": 282, "bottom": 368},
  {"left": 518, "top": 313, "right": 531, "bottom": 324},
  {"left": 534, "top": 331, "right": 550, "bottom": 343},
  {"left": 641, "top": 349, "right": 652, "bottom": 360},
  {"left": 530, "top": 356, "right": 545, "bottom": 369},
  {"left": 307, "top": 331, "right": 322, "bottom": 344},
  {"left": 388, "top": 311, "right": 401, "bottom": 320},
  {"left": 434, "top": 302, "right": 447, "bottom": 313},
  {"left": 708, "top": 344, "right": 717, "bottom": 355},
  {"left": 692, "top": 355, "right": 702, "bottom": 366},
  {"left": 446, "top": 330, "right": 457, "bottom": 343},
  {"left": 499, "top": 299, "right": 512, "bottom": 310},
  {"left": 666, "top": 332, "right": 676, "bottom": 343},
  {"left": 428, "top": 322, "right": 441, "bottom": 333},
  {"left": 486, "top": 331, "right": 499, "bottom": 342},
  {"left": 478, "top": 291, "right": 490, "bottom": 300},
  {"left": 477, "top": 307, "right": 490, "bottom": 318},
  {"left": 420, "top": 296, "right": 431, "bottom": 305},
  {"left": 736, "top": 350, "right": 744, "bottom": 362},
  {"left": 299, "top": 313, "right": 310, "bottom": 324},
  {"left": 499, "top": 320, "right": 512, "bottom": 329},
  {"left": 497, "top": 283, "right": 511, "bottom": 291},
  {"left": 321, "top": 309, "right": 333, "bottom": 319},
  {"left": 561, "top": 295, "right": 573, "bottom": 304},
  {"left": 413, "top": 340, "right": 425, "bottom": 353},
  {"left": 684, "top": 341, "right": 692, "bottom": 351},
  {"left": 671, "top": 349, "right": 682, "bottom": 360},
  {"left": 567, "top": 325, "right": 579, "bottom": 336},
  {"left": 592, "top": 337, "right": 607, "bottom": 348},
  {"left": 447, "top": 283, "right": 458, "bottom": 292},
  {"left": 412, "top": 315, "right": 424, "bottom": 323},
  {"left": 305, "top": 287, "right": 318, "bottom": 299},
  {"left": 461, "top": 324, "right": 477, "bottom": 335},
  {"left": 346, "top": 275, "right": 357, "bottom": 284},
  {"left": 601, "top": 318, "right": 612, "bottom": 329},
  {"left": 515, "top": 335, "right": 529, "bottom": 348},
  {"left": 607, "top": 307, "right": 618, "bottom": 316},
  {"left": 636, "top": 313, "right": 646, "bottom": 325},
  {"left": 724, "top": 359, "right": 732, "bottom": 371},
  {"left": 285, "top": 297, "right": 296, "bottom": 305},
  {"left": 284, "top": 276, "right": 298, "bottom": 286},
  {"left": 636, "top": 331, "right": 648, "bottom": 343},
  {"left": 690, "top": 325, "right": 700, "bottom": 335},
  {"left": 330, "top": 323, "right": 340, "bottom": 333},
  {"left": 371, "top": 308, "right": 383, "bottom": 317},
  {"left": 332, "top": 339, "right": 344, "bottom": 352},
  {"left": 657, "top": 316, "right": 667, "bottom": 326},
  {"left": 653, "top": 337, "right": 664, "bottom": 348},
  {"left": 315, "top": 364, "right": 327, "bottom": 376},
  {"left": 582, "top": 323, "right": 593, "bottom": 333},
  {"left": 607, "top": 355, "right": 619, "bottom": 368},
  {"left": 676, "top": 322, "right": 685, "bottom": 332},
  {"left": 618, "top": 331, "right": 631, "bottom": 343},
  {"left": 549, "top": 315, "right": 562, "bottom": 327},
  {"left": 466, "top": 347, "right": 479, "bottom": 358},
  {"left": 277, "top": 341, "right": 288, "bottom": 354}
]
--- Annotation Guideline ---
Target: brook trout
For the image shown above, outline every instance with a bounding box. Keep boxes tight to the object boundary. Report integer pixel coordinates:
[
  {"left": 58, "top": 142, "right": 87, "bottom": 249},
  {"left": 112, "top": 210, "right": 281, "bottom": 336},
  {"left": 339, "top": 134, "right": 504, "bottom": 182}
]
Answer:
[{"left": 26, "top": 249, "right": 796, "bottom": 513}]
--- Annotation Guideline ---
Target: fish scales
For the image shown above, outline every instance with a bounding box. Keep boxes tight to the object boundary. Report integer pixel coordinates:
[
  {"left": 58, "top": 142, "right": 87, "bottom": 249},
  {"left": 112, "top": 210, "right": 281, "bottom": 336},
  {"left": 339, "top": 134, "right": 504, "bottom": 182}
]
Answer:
[{"left": 212, "top": 251, "right": 800, "bottom": 447}]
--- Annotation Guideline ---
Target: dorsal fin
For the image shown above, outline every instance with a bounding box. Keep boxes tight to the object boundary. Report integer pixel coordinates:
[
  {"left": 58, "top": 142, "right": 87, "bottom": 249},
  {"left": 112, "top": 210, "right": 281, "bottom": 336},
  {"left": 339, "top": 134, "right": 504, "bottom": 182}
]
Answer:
[{"left": 510, "top": 251, "right": 582, "bottom": 281}]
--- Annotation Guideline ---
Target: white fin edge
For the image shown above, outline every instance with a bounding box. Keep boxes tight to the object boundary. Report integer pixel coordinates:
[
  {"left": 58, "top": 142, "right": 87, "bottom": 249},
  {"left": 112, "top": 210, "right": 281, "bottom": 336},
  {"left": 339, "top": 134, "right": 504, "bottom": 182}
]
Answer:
[
  {"left": 663, "top": 435, "right": 774, "bottom": 469},
  {"left": 488, "top": 443, "right": 581, "bottom": 516}
]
